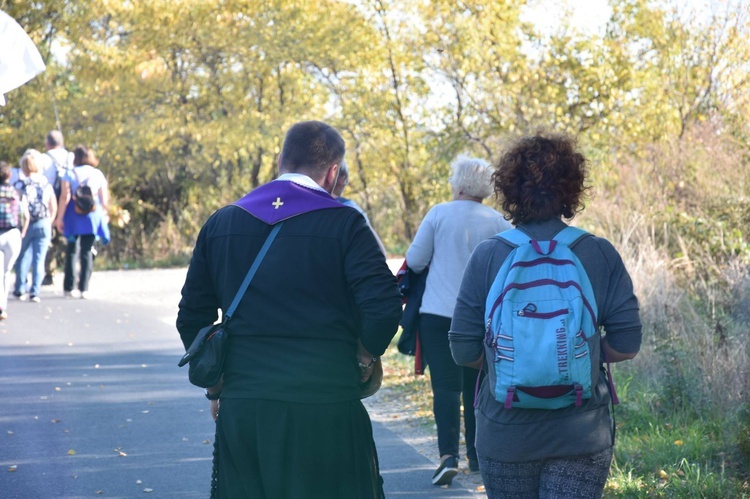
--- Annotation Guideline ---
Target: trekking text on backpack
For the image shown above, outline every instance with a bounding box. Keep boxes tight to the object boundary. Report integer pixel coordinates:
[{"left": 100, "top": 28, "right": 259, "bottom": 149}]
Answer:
[
  {"left": 484, "top": 226, "right": 600, "bottom": 410},
  {"left": 0, "top": 184, "right": 20, "bottom": 230}
]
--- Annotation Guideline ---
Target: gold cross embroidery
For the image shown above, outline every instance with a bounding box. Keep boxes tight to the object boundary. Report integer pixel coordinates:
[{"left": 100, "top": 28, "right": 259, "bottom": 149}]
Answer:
[{"left": 272, "top": 197, "right": 284, "bottom": 209}]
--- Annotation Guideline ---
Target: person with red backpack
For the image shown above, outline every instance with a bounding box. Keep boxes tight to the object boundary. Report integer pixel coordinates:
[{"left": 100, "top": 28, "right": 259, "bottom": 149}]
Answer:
[{"left": 0, "top": 161, "right": 29, "bottom": 319}]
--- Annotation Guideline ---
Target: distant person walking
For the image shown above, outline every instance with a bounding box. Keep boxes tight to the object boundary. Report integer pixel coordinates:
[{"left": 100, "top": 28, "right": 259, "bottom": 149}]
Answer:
[
  {"left": 405, "top": 154, "right": 511, "bottom": 485},
  {"left": 450, "top": 134, "right": 642, "bottom": 498},
  {"left": 0, "top": 161, "right": 29, "bottom": 319},
  {"left": 39, "top": 130, "right": 73, "bottom": 286},
  {"left": 13, "top": 150, "right": 57, "bottom": 302},
  {"left": 54, "top": 145, "right": 109, "bottom": 299},
  {"left": 177, "top": 120, "right": 402, "bottom": 499},
  {"left": 332, "top": 159, "right": 387, "bottom": 256}
]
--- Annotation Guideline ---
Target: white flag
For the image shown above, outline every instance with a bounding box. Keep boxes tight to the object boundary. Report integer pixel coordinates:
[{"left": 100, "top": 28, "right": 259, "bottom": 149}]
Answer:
[{"left": 0, "top": 9, "right": 46, "bottom": 106}]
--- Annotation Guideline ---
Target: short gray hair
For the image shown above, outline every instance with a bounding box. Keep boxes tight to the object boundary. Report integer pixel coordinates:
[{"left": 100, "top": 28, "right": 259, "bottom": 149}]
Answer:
[
  {"left": 46, "top": 130, "right": 64, "bottom": 148},
  {"left": 449, "top": 154, "right": 494, "bottom": 198}
]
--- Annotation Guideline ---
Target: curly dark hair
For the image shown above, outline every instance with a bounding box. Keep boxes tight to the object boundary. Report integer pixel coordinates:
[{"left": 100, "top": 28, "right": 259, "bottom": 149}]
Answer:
[{"left": 493, "top": 133, "right": 589, "bottom": 225}]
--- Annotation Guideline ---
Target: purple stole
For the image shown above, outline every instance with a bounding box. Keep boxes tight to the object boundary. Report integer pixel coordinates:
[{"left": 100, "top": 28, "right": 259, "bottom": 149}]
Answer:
[{"left": 233, "top": 179, "right": 344, "bottom": 224}]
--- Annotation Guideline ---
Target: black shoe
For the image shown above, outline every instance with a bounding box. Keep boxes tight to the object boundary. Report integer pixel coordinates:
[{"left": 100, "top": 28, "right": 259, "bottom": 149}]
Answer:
[
  {"left": 432, "top": 456, "right": 459, "bottom": 485},
  {"left": 469, "top": 458, "right": 480, "bottom": 473},
  {"left": 42, "top": 274, "right": 54, "bottom": 286}
]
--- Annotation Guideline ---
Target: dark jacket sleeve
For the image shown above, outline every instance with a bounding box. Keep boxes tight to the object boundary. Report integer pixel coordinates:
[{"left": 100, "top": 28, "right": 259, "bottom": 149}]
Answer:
[
  {"left": 176, "top": 219, "right": 220, "bottom": 350},
  {"left": 343, "top": 213, "right": 402, "bottom": 356},
  {"left": 594, "top": 238, "right": 642, "bottom": 354}
]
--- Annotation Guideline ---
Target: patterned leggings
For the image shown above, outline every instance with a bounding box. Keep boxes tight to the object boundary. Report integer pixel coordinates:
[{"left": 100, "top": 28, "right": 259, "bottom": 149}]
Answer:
[{"left": 479, "top": 447, "right": 613, "bottom": 499}]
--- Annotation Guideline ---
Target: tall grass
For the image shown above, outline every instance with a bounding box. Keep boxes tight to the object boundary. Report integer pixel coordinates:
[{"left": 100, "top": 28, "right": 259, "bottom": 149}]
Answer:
[{"left": 581, "top": 122, "right": 750, "bottom": 494}]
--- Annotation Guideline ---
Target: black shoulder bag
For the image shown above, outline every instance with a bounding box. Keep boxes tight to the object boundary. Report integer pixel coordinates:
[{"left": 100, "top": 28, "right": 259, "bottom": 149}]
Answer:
[{"left": 178, "top": 222, "right": 284, "bottom": 388}]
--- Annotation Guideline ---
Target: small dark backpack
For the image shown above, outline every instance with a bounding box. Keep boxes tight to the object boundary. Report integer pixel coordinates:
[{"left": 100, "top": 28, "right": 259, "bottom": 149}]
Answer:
[{"left": 72, "top": 169, "right": 96, "bottom": 215}]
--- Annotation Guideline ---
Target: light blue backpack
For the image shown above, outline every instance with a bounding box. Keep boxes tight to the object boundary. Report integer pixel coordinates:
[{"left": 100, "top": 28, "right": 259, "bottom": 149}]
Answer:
[{"left": 484, "top": 226, "right": 601, "bottom": 409}]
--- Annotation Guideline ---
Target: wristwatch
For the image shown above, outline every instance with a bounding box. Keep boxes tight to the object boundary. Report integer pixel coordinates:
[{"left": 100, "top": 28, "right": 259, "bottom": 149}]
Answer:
[
  {"left": 204, "top": 390, "right": 221, "bottom": 401},
  {"left": 358, "top": 356, "right": 378, "bottom": 370}
]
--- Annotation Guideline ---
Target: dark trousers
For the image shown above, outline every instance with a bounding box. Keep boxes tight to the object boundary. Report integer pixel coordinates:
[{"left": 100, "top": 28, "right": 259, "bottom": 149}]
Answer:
[
  {"left": 419, "top": 313, "right": 482, "bottom": 461},
  {"left": 43, "top": 227, "right": 66, "bottom": 281},
  {"left": 64, "top": 234, "right": 95, "bottom": 292}
]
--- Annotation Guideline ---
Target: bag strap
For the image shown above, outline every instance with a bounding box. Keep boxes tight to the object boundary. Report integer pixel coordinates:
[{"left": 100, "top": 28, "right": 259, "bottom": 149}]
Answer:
[
  {"left": 552, "top": 226, "right": 590, "bottom": 247},
  {"left": 46, "top": 151, "right": 62, "bottom": 170},
  {"left": 224, "top": 222, "right": 284, "bottom": 321},
  {"left": 496, "top": 227, "right": 527, "bottom": 247}
]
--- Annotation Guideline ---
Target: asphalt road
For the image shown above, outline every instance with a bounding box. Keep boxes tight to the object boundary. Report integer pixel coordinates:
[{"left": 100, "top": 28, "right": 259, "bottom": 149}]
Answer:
[{"left": 0, "top": 267, "right": 482, "bottom": 498}]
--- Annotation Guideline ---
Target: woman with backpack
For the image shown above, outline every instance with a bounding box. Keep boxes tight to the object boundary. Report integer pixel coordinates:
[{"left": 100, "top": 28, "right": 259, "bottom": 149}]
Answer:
[
  {"left": 54, "top": 145, "right": 109, "bottom": 299},
  {"left": 13, "top": 150, "right": 57, "bottom": 302},
  {"left": 0, "top": 161, "right": 29, "bottom": 319},
  {"left": 450, "top": 134, "right": 642, "bottom": 498}
]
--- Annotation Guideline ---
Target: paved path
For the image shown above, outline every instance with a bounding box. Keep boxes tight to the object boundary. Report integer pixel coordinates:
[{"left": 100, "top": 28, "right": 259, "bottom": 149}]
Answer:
[{"left": 0, "top": 268, "right": 482, "bottom": 498}]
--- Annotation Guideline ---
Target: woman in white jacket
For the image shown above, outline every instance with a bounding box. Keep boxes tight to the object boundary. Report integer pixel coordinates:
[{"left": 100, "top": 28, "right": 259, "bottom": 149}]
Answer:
[{"left": 406, "top": 154, "right": 511, "bottom": 485}]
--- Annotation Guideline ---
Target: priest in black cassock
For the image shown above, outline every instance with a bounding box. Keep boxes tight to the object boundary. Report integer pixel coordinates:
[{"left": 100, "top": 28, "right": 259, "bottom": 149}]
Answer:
[{"left": 177, "top": 121, "right": 402, "bottom": 499}]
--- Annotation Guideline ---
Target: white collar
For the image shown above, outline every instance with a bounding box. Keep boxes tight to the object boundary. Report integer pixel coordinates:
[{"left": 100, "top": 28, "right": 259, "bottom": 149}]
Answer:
[{"left": 275, "top": 173, "right": 327, "bottom": 193}]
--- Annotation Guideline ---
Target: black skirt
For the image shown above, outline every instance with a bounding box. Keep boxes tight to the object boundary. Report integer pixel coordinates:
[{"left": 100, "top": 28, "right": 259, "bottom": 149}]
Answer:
[{"left": 214, "top": 398, "right": 384, "bottom": 499}]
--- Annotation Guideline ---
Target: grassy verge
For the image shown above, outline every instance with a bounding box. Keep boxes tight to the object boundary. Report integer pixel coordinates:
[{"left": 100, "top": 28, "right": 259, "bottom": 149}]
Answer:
[{"left": 605, "top": 380, "right": 748, "bottom": 497}]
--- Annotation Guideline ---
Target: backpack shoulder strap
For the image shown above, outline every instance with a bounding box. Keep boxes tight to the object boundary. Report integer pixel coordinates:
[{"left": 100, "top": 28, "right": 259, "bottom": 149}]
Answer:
[
  {"left": 553, "top": 226, "right": 591, "bottom": 248},
  {"left": 72, "top": 167, "right": 85, "bottom": 185},
  {"left": 496, "top": 227, "right": 530, "bottom": 248},
  {"left": 46, "top": 152, "right": 62, "bottom": 170}
]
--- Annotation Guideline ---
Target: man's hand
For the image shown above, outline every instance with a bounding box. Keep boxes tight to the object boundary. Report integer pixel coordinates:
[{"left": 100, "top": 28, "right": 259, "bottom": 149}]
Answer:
[
  {"left": 357, "top": 355, "right": 377, "bottom": 383},
  {"left": 210, "top": 399, "right": 220, "bottom": 421},
  {"left": 357, "top": 340, "right": 378, "bottom": 383}
]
